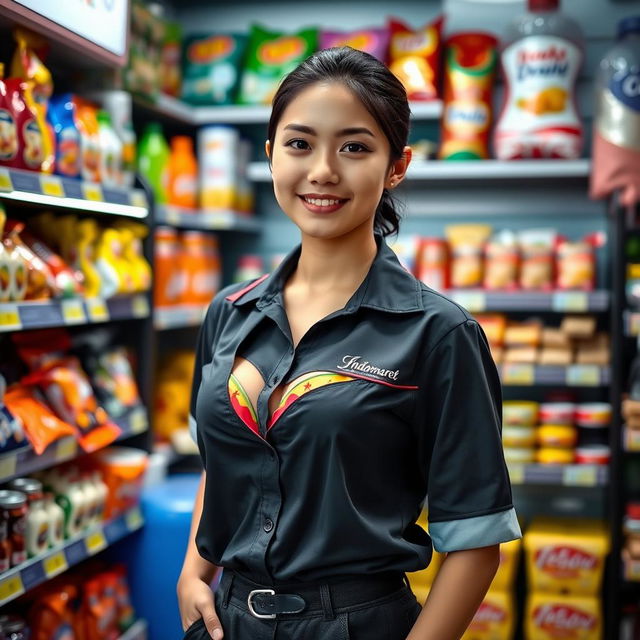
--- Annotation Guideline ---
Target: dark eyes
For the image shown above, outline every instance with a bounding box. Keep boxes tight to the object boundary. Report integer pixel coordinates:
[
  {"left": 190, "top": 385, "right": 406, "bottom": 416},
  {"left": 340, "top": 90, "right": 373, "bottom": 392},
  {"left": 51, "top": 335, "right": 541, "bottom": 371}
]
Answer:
[{"left": 283, "top": 139, "right": 370, "bottom": 153}]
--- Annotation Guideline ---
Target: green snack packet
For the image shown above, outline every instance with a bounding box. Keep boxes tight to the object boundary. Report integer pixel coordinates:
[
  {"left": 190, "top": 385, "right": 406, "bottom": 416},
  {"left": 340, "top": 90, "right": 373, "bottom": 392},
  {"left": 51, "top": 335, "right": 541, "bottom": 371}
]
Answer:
[
  {"left": 182, "top": 33, "right": 247, "bottom": 105},
  {"left": 238, "top": 24, "right": 318, "bottom": 105}
]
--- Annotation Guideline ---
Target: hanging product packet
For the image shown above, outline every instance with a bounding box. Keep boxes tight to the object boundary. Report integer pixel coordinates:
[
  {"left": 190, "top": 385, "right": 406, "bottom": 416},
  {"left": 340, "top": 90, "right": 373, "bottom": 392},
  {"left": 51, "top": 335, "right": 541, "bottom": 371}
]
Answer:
[
  {"left": 182, "top": 33, "right": 248, "bottom": 105},
  {"left": 439, "top": 32, "right": 499, "bottom": 160},
  {"left": 47, "top": 93, "right": 82, "bottom": 179},
  {"left": 238, "top": 24, "right": 318, "bottom": 105},
  {"left": 319, "top": 26, "right": 389, "bottom": 63},
  {"left": 0, "top": 63, "right": 20, "bottom": 166},
  {"left": 388, "top": 16, "right": 444, "bottom": 101}
]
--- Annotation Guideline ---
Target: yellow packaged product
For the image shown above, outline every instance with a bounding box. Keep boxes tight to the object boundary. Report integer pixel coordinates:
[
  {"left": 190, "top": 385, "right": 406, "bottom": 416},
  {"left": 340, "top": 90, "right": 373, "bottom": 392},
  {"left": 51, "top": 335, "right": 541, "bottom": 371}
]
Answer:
[
  {"left": 503, "top": 400, "right": 539, "bottom": 427},
  {"left": 461, "top": 589, "right": 515, "bottom": 640},
  {"left": 115, "top": 221, "right": 151, "bottom": 293},
  {"left": 491, "top": 538, "right": 521, "bottom": 591},
  {"left": 407, "top": 550, "right": 445, "bottom": 589},
  {"left": 524, "top": 518, "right": 609, "bottom": 595},
  {"left": 444, "top": 224, "right": 492, "bottom": 288},
  {"left": 536, "top": 447, "right": 575, "bottom": 465},
  {"left": 76, "top": 219, "right": 102, "bottom": 298},
  {"left": 525, "top": 592, "right": 601, "bottom": 640}
]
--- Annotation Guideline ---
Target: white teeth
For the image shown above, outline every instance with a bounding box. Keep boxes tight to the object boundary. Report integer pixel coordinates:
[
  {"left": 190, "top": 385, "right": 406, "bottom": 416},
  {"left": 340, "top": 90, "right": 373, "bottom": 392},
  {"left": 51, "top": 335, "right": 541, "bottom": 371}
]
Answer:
[{"left": 304, "top": 197, "right": 341, "bottom": 206}]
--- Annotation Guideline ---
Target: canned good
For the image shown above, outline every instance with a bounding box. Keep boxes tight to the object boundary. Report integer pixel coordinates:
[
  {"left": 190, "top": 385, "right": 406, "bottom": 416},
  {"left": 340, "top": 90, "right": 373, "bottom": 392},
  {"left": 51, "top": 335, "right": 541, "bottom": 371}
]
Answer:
[{"left": 0, "top": 490, "right": 27, "bottom": 567}]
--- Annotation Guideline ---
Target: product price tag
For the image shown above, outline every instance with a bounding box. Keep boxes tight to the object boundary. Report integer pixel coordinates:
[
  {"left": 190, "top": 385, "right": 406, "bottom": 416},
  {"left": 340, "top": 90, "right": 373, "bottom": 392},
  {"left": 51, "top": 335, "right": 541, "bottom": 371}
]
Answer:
[
  {"left": 0, "top": 454, "right": 17, "bottom": 482},
  {"left": 501, "top": 364, "right": 535, "bottom": 386},
  {"left": 82, "top": 183, "right": 103, "bottom": 202},
  {"left": 129, "top": 407, "right": 148, "bottom": 434},
  {"left": 85, "top": 530, "right": 107, "bottom": 555},
  {"left": 132, "top": 295, "right": 149, "bottom": 318},
  {"left": 125, "top": 506, "right": 143, "bottom": 532},
  {"left": 130, "top": 190, "right": 148, "bottom": 209},
  {"left": 566, "top": 365, "right": 600, "bottom": 387},
  {"left": 0, "top": 574, "right": 24, "bottom": 605},
  {"left": 62, "top": 299, "right": 86, "bottom": 325},
  {"left": 40, "top": 175, "right": 65, "bottom": 198},
  {"left": 0, "top": 168, "right": 13, "bottom": 192},
  {"left": 86, "top": 298, "right": 109, "bottom": 323},
  {"left": 43, "top": 551, "right": 68, "bottom": 578},
  {"left": 163, "top": 206, "right": 180, "bottom": 225},
  {"left": 55, "top": 437, "right": 77, "bottom": 462},
  {"left": 450, "top": 291, "right": 486, "bottom": 312},
  {"left": 507, "top": 463, "right": 525, "bottom": 485},
  {"left": 562, "top": 465, "right": 598, "bottom": 487},
  {"left": 552, "top": 292, "right": 588, "bottom": 312},
  {"left": 0, "top": 304, "right": 21, "bottom": 331}
]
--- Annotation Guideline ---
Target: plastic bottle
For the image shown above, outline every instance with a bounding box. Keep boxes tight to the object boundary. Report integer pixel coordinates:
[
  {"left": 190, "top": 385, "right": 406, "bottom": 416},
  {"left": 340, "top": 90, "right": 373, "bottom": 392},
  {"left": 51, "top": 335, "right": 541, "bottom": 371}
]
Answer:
[
  {"left": 97, "top": 110, "right": 123, "bottom": 188},
  {"left": 493, "top": 0, "right": 584, "bottom": 159},
  {"left": 590, "top": 15, "right": 640, "bottom": 207},
  {"left": 92, "top": 471, "right": 109, "bottom": 524},
  {"left": 100, "top": 91, "right": 137, "bottom": 188},
  {"left": 168, "top": 136, "right": 198, "bottom": 209},
  {"left": 198, "top": 126, "right": 238, "bottom": 210},
  {"left": 8, "top": 478, "right": 49, "bottom": 557},
  {"left": 43, "top": 491, "right": 64, "bottom": 547},
  {"left": 138, "top": 122, "right": 170, "bottom": 205}
]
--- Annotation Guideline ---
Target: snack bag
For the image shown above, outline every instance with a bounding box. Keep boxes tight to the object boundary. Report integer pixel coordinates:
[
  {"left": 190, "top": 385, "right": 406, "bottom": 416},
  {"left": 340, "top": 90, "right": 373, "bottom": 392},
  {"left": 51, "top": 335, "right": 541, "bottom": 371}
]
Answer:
[
  {"left": 182, "top": 33, "right": 247, "bottom": 105},
  {"left": 95, "top": 228, "right": 133, "bottom": 297},
  {"left": 238, "top": 24, "right": 317, "bottom": 105},
  {"left": 461, "top": 589, "right": 515, "bottom": 640},
  {"left": 388, "top": 17, "right": 443, "bottom": 101},
  {"left": 114, "top": 220, "right": 152, "bottom": 292},
  {"left": 525, "top": 592, "right": 601, "bottom": 640},
  {"left": 28, "top": 583, "right": 79, "bottom": 640},
  {"left": 484, "top": 230, "right": 519, "bottom": 290},
  {"left": 113, "top": 565, "right": 136, "bottom": 631},
  {"left": 72, "top": 96, "right": 102, "bottom": 182},
  {"left": 439, "top": 33, "right": 498, "bottom": 160},
  {"left": 518, "top": 228, "right": 556, "bottom": 291},
  {"left": 48, "top": 93, "right": 81, "bottom": 178},
  {"left": 76, "top": 219, "right": 102, "bottom": 298},
  {"left": 556, "top": 238, "right": 595, "bottom": 291},
  {"left": 320, "top": 27, "right": 389, "bottom": 63},
  {"left": 10, "top": 28, "right": 53, "bottom": 104},
  {"left": 445, "top": 224, "right": 492, "bottom": 288},
  {"left": 0, "top": 64, "right": 20, "bottom": 166}
]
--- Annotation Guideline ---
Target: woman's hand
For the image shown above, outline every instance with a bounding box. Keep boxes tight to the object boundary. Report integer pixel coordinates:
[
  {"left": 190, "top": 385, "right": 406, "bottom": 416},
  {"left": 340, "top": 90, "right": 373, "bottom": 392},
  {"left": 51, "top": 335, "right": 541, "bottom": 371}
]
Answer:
[{"left": 177, "top": 572, "right": 224, "bottom": 639}]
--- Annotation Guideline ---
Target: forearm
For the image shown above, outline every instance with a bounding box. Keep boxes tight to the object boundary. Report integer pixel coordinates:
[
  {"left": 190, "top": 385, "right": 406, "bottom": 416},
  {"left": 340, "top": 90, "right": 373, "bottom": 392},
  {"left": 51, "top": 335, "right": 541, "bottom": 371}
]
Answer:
[
  {"left": 406, "top": 545, "right": 500, "bottom": 640},
  {"left": 179, "top": 471, "right": 219, "bottom": 584}
]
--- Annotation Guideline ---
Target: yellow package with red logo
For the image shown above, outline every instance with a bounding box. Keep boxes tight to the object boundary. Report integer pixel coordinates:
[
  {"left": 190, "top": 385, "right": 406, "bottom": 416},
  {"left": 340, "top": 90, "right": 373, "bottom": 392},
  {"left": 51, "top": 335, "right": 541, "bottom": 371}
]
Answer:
[
  {"left": 491, "top": 538, "right": 522, "bottom": 591},
  {"left": 524, "top": 517, "right": 609, "bottom": 595},
  {"left": 439, "top": 33, "right": 499, "bottom": 160},
  {"left": 389, "top": 16, "right": 444, "bottom": 101},
  {"left": 461, "top": 589, "right": 515, "bottom": 640},
  {"left": 238, "top": 24, "right": 318, "bottom": 105},
  {"left": 525, "top": 592, "right": 601, "bottom": 640}
]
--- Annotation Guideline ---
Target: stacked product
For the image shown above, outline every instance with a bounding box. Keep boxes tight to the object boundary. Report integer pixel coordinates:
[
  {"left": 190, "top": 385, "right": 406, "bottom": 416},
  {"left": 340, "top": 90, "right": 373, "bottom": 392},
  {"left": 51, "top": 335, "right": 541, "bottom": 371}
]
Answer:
[
  {"left": 154, "top": 227, "right": 221, "bottom": 309},
  {"left": 623, "top": 502, "right": 640, "bottom": 581},
  {"left": 523, "top": 518, "right": 609, "bottom": 639}
]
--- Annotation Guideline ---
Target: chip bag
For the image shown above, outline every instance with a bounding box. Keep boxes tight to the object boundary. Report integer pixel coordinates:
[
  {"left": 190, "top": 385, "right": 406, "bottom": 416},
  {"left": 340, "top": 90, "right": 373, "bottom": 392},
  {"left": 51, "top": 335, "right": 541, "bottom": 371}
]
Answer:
[
  {"left": 182, "top": 33, "right": 247, "bottom": 105},
  {"left": 389, "top": 17, "right": 444, "bottom": 101},
  {"left": 320, "top": 27, "right": 389, "bottom": 63},
  {"left": 238, "top": 24, "right": 317, "bottom": 105}
]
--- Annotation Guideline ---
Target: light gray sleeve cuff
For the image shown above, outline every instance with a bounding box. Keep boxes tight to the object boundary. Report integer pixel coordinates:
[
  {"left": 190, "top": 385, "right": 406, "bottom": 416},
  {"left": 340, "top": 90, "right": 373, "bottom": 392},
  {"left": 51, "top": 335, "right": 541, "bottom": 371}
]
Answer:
[
  {"left": 429, "top": 508, "right": 521, "bottom": 553},
  {"left": 189, "top": 414, "right": 198, "bottom": 444}
]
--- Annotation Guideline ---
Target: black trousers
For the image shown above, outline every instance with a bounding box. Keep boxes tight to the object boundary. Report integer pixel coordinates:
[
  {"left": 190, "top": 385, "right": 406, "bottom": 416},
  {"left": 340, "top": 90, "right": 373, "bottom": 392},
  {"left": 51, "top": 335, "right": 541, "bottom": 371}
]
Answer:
[{"left": 182, "top": 571, "right": 423, "bottom": 640}]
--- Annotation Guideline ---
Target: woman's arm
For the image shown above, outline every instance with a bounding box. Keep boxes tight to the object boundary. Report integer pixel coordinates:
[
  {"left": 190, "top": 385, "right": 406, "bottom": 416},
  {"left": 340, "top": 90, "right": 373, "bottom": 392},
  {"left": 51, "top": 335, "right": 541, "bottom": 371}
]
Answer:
[
  {"left": 406, "top": 545, "right": 500, "bottom": 640},
  {"left": 177, "top": 471, "right": 224, "bottom": 639}
]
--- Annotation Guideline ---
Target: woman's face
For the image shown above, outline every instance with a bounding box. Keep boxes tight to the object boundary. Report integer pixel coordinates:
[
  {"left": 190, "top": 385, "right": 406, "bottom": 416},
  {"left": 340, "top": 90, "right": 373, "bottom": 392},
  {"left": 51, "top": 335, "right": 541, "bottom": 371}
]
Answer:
[{"left": 268, "top": 82, "right": 397, "bottom": 242}]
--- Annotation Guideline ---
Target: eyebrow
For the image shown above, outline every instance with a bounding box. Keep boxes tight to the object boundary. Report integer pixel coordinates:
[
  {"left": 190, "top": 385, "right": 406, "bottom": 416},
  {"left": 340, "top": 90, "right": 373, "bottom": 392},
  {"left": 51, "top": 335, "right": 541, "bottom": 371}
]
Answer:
[{"left": 283, "top": 124, "right": 375, "bottom": 137}]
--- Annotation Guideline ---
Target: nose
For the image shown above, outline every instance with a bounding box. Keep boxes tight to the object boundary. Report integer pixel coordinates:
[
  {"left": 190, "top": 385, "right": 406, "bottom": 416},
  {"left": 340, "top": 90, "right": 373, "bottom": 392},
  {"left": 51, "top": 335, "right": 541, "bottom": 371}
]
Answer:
[{"left": 307, "top": 149, "right": 339, "bottom": 184}]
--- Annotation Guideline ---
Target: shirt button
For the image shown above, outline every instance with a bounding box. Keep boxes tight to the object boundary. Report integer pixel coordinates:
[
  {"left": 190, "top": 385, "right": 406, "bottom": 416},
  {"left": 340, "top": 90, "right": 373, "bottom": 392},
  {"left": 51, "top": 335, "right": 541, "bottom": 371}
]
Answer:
[{"left": 263, "top": 518, "right": 274, "bottom": 533}]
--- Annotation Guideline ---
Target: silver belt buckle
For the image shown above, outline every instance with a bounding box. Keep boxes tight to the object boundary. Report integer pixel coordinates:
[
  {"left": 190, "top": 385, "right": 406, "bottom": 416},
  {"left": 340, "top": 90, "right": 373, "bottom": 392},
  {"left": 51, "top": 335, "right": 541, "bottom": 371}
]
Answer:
[{"left": 247, "top": 588, "right": 276, "bottom": 619}]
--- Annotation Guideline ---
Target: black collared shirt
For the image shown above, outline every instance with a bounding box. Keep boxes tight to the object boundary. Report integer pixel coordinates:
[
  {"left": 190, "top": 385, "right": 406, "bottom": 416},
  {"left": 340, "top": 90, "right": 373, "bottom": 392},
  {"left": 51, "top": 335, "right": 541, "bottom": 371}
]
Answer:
[{"left": 190, "top": 235, "right": 520, "bottom": 584}]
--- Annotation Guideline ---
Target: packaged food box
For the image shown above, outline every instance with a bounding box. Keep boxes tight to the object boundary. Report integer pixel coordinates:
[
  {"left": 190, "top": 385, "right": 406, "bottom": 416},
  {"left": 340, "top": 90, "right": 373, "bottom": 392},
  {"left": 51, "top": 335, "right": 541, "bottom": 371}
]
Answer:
[
  {"left": 461, "top": 589, "right": 515, "bottom": 640},
  {"left": 525, "top": 592, "right": 601, "bottom": 640},
  {"left": 524, "top": 518, "right": 609, "bottom": 595},
  {"left": 491, "top": 538, "right": 522, "bottom": 591},
  {"left": 503, "top": 401, "right": 538, "bottom": 427}
]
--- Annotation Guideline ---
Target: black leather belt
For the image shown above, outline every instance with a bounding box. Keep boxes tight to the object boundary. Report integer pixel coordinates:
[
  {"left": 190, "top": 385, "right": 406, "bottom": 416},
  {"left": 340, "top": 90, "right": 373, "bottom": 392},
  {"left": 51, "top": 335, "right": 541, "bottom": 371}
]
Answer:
[{"left": 226, "top": 571, "right": 406, "bottom": 620}]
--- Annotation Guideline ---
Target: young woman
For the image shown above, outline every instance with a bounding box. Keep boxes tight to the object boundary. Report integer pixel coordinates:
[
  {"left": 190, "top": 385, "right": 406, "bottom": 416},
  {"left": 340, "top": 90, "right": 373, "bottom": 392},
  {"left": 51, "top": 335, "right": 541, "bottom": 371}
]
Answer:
[{"left": 177, "top": 46, "right": 521, "bottom": 640}]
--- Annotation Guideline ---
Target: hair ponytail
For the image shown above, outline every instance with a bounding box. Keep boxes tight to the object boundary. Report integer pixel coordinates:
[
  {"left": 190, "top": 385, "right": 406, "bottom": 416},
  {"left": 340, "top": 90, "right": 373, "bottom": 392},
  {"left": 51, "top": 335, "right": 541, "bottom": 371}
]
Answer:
[{"left": 375, "top": 189, "right": 401, "bottom": 238}]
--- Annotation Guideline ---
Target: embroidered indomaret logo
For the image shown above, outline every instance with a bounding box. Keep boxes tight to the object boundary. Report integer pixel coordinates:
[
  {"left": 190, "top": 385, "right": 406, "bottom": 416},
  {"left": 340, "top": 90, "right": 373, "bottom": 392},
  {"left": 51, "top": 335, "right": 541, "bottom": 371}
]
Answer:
[{"left": 337, "top": 355, "right": 400, "bottom": 381}]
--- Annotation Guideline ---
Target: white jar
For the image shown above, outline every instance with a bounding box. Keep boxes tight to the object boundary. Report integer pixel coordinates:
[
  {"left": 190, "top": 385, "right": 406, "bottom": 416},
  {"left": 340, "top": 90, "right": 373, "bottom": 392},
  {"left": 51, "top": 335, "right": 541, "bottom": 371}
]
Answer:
[{"left": 198, "top": 126, "right": 239, "bottom": 210}]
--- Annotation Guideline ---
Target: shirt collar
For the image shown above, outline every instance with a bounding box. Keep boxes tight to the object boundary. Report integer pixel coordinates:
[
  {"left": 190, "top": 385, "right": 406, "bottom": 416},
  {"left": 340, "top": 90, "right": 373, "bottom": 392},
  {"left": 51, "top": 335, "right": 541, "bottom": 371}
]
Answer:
[{"left": 230, "top": 234, "right": 424, "bottom": 314}]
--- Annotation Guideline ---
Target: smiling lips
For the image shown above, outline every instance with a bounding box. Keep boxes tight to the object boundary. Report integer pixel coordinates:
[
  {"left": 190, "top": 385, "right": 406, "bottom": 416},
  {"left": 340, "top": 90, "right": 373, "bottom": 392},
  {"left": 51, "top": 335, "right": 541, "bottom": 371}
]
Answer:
[{"left": 299, "top": 193, "right": 349, "bottom": 214}]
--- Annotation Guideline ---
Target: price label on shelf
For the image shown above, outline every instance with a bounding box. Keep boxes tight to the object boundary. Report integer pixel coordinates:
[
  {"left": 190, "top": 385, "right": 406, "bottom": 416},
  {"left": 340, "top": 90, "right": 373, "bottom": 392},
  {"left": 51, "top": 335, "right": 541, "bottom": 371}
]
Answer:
[
  {"left": 125, "top": 506, "right": 143, "bottom": 532},
  {"left": 82, "top": 183, "right": 104, "bottom": 202},
  {"left": 43, "top": 551, "right": 68, "bottom": 578},
  {"left": 0, "top": 454, "right": 17, "bottom": 482},
  {"left": 450, "top": 291, "right": 486, "bottom": 312},
  {"left": 62, "top": 299, "right": 86, "bottom": 325},
  {"left": 562, "top": 465, "right": 598, "bottom": 487},
  {"left": 132, "top": 295, "right": 150, "bottom": 318},
  {"left": 507, "top": 463, "right": 525, "bottom": 485},
  {"left": 501, "top": 364, "right": 535, "bottom": 385},
  {"left": 130, "top": 191, "right": 148, "bottom": 209},
  {"left": 86, "top": 298, "right": 109, "bottom": 323},
  {"left": 0, "top": 168, "right": 13, "bottom": 192},
  {"left": 0, "top": 574, "right": 24, "bottom": 604},
  {"left": 552, "top": 292, "right": 588, "bottom": 312},
  {"left": 0, "top": 304, "right": 21, "bottom": 331},
  {"left": 55, "top": 437, "right": 77, "bottom": 462},
  {"left": 85, "top": 530, "right": 107, "bottom": 555},
  {"left": 40, "top": 175, "right": 65, "bottom": 198},
  {"left": 164, "top": 207, "right": 180, "bottom": 225},
  {"left": 129, "top": 407, "right": 148, "bottom": 434},
  {"left": 566, "top": 365, "right": 600, "bottom": 387}
]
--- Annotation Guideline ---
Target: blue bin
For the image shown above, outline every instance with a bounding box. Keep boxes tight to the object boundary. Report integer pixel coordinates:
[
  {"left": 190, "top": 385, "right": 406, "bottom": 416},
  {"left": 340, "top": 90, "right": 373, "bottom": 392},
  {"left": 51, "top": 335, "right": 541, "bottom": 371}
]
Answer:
[{"left": 114, "top": 474, "right": 201, "bottom": 640}]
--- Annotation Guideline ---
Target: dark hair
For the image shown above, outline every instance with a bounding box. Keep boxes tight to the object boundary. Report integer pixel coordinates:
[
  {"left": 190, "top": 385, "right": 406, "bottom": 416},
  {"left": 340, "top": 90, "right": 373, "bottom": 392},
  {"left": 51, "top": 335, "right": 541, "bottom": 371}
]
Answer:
[{"left": 267, "top": 47, "right": 410, "bottom": 237}]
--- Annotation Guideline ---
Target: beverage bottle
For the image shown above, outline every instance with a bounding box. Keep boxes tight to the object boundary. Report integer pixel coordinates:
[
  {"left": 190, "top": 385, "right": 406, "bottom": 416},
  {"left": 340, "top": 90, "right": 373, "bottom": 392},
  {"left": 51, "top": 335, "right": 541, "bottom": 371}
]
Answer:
[
  {"left": 493, "top": 0, "right": 584, "bottom": 159},
  {"left": 198, "top": 126, "right": 238, "bottom": 210},
  {"left": 168, "top": 136, "right": 198, "bottom": 209},
  {"left": 97, "top": 110, "right": 123, "bottom": 188},
  {"left": 590, "top": 15, "right": 640, "bottom": 207},
  {"left": 101, "top": 91, "right": 137, "bottom": 188},
  {"left": 138, "top": 122, "right": 170, "bottom": 204}
]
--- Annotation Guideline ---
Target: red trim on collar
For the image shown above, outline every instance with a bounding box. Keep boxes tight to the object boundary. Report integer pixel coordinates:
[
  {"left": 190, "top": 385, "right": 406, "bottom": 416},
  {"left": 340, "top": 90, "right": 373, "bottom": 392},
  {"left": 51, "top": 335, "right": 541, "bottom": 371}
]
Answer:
[{"left": 225, "top": 274, "right": 269, "bottom": 302}]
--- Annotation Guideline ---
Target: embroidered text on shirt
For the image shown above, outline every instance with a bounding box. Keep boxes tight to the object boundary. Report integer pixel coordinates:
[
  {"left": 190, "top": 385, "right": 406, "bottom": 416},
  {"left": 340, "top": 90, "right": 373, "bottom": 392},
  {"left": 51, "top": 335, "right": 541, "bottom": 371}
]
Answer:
[{"left": 337, "top": 355, "right": 400, "bottom": 381}]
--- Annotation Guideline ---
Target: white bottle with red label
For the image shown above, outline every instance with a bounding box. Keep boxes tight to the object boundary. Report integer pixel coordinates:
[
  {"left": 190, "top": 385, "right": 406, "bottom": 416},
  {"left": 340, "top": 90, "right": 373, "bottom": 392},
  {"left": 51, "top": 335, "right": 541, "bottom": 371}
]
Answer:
[{"left": 493, "top": 0, "right": 584, "bottom": 159}]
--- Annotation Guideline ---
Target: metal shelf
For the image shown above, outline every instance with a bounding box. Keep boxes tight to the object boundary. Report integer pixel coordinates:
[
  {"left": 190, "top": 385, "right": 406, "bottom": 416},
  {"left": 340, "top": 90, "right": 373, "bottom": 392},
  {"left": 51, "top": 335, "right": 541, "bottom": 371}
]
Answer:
[
  {"left": 0, "top": 505, "right": 144, "bottom": 607},
  {"left": 498, "top": 364, "right": 610, "bottom": 387},
  {"left": 118, "top": 620, "right": 148, "bottom": 640},
  {"left": 155, "top": 205, "right": 261, "bottom": 232},
  {"left": 447, "top": 290, "right": 609, "bottom": 313},
  {"left": 0, "top": 168, "right": 148, "bottom": 218},
  {"left": 508, "top": 463, "right": 608, "bottom": 487}
]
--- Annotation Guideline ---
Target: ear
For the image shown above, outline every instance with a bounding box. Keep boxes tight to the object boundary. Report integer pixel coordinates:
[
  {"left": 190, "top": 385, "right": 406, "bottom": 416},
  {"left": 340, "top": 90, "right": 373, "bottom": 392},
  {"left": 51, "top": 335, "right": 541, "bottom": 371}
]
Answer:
[
  {"left": 385, "top": 146, "right": 412, "bottom": 189},
  {"left": 265, "top": 139, "right": 271, "bottom": 161}
]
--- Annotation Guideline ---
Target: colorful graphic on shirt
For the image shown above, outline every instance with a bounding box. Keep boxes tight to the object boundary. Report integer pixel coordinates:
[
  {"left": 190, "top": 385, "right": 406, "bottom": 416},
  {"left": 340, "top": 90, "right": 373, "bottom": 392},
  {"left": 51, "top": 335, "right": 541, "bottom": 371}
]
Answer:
[{"left": 228, "top": 373, "right": 260, "bottom": 436}]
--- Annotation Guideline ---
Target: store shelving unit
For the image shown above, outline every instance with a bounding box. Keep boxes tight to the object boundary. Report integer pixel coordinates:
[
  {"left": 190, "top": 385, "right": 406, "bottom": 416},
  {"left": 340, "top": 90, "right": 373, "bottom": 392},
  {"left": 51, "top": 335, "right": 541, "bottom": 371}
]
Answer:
[
  {"left": 447, "top": 290, "right": 609, "bottom": 313},
  {"left": 156, "top": 204, "right": 261, "bottom": 232},
  {"left": 508, "top": 463, "right": 608, "bottom": 487},
  {"left": 498, "top": 364, "right": 611, "bottom": 387},
  {"left": 154, "top": 304, "right": 209, "bottom": 330}
]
